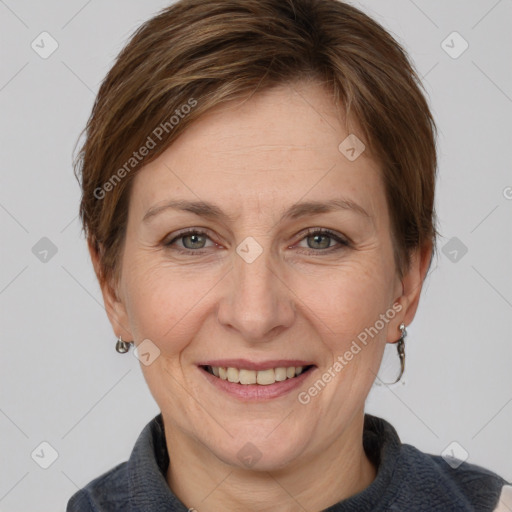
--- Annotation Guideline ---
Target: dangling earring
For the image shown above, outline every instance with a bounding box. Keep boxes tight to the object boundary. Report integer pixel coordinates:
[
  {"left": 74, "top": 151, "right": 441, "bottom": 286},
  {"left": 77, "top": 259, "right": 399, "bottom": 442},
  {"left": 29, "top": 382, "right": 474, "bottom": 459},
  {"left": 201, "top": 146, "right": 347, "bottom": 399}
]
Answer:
[
  {"left": 391, "top": 322, "right": 407, "bottom": 384},
  {"left": 115, "top": 334, "right": 133, "bottom": 354}
]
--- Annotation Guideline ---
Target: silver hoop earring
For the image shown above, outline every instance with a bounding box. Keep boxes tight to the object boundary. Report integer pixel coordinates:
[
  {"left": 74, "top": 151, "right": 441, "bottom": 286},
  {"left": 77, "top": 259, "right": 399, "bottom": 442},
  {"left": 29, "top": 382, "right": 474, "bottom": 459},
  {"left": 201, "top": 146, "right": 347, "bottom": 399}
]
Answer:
[
  {"left": 115, "top": 335, "right": 133, "bottom": 354},
  {"left": 391, "top": 322, "right": 407, "bottom": 384}
]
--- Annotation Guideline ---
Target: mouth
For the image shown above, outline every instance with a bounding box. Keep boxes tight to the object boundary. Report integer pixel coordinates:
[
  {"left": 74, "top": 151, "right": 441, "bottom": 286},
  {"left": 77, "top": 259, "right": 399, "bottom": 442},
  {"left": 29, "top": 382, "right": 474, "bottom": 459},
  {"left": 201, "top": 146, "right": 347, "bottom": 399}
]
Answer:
[
  {"left": 200, "top": 364, "right": 315, "bottom": 385},
  {"left": 198, "top": 360, "right": 316, "bottom": 400}
]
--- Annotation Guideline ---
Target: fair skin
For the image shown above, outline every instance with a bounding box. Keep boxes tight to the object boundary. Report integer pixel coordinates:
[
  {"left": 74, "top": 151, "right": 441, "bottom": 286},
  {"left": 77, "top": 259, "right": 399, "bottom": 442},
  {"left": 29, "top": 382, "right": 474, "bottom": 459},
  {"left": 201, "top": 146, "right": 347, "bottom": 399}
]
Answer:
[{"left": 91, "top": 81, "right": 432, "bottom": 511}]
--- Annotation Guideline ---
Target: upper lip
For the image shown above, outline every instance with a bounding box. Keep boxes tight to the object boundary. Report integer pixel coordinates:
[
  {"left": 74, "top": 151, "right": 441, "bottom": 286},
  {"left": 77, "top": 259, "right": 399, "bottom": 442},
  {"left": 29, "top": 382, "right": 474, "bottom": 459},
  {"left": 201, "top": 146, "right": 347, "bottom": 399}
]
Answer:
[{"left": 198, "top": 359, "right": 315, "bottom": 371}]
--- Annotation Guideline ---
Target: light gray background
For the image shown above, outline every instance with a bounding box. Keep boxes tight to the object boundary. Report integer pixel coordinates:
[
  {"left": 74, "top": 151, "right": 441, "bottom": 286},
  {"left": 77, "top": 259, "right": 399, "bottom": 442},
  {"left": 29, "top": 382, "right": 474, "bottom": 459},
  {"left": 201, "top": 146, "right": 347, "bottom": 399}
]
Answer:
[{"left": 1, "top": 0, "right": 511, "bottom": 510}]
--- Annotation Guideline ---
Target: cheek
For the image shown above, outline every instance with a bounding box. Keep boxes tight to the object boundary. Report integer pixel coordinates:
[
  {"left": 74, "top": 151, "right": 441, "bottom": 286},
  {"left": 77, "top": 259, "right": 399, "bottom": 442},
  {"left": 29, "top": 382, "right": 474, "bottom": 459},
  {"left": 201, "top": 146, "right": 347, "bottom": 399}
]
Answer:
[
  {"left": 296, "top": 263, "right": 394, "bottom": 409},
  {"left": 294, "top": 258, "right": 394, "bottom": 346},
  {"left": 122, "top": 257, "right": 218, "bottom": 352}
]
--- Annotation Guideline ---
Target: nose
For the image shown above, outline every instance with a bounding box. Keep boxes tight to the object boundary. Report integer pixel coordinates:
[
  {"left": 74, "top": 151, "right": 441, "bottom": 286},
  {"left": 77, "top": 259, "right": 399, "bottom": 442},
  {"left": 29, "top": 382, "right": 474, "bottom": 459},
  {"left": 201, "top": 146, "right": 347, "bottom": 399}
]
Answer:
[{"left": 216, "top": 242, "right": 296, "bottom": 343}]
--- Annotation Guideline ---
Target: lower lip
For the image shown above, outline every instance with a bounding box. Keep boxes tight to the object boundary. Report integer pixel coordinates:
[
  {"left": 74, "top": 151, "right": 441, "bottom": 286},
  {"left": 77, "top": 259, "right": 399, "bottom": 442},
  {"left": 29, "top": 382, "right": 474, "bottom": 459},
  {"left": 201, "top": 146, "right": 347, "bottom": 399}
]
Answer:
[{"left": 199, "top": 366, "right": 315, "bottom": 401}]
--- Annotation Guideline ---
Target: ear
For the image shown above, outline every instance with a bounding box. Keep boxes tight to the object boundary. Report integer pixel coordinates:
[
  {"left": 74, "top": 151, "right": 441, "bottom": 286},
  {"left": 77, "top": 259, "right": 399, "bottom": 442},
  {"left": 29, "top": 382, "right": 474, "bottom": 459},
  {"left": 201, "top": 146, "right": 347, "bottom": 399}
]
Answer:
[
  {"left": 88, "top": 239, "right": 134, "bottom": 342},
  {"left": 387, "top": 241, "right": 433, "bottom": 343}
]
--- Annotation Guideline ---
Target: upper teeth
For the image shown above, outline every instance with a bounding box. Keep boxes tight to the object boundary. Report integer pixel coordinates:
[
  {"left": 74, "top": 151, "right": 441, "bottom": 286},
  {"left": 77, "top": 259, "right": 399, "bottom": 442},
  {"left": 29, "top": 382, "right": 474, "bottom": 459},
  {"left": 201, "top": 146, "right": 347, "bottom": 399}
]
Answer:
[{"left": 210, "top": 366, "right": 304, "bottom": 385}]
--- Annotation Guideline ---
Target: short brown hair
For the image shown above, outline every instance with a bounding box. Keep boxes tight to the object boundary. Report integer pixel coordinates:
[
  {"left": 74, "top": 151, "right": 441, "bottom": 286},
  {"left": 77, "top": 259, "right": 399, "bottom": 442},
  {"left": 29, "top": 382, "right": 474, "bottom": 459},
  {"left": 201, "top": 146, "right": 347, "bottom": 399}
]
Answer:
[{"left": 75, "top": 0, "right": 438, "bottom": 293}]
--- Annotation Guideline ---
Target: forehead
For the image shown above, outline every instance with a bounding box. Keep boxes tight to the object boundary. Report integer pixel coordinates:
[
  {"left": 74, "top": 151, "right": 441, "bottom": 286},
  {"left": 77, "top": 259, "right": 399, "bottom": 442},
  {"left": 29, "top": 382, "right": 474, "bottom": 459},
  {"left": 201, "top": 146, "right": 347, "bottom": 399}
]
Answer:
[{"left": 129, "top": 81, "right": 386, "bottom": 224}]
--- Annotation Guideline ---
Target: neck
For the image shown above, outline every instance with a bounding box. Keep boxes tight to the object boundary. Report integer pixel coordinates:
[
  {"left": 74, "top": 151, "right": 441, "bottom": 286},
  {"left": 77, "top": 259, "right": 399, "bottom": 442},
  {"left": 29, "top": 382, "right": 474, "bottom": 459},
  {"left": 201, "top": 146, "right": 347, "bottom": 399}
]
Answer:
[{"left": 164, "top": 411, "right": 377, "bottom": 512}]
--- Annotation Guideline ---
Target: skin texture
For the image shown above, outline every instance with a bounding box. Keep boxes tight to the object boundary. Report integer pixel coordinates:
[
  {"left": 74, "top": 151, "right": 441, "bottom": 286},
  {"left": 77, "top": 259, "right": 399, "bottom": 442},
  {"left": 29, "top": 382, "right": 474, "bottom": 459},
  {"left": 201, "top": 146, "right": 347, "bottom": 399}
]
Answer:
[{"left": 92, "top": 81, "right": 432, "bottom": 511}]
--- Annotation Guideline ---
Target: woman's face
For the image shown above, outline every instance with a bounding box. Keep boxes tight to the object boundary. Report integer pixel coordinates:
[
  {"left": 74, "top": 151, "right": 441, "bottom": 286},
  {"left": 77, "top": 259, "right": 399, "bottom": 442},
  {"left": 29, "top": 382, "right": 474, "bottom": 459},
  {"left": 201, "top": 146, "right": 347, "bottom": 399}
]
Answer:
[{"left": 104, "top": 81, "right": 424, "bottom": 470}]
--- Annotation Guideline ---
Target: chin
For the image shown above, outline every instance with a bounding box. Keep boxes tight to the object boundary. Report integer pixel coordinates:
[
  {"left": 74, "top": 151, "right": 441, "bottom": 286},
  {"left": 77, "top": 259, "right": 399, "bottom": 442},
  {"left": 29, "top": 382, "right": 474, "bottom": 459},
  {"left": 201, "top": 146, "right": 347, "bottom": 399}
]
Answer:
[{"left": 207, "top": 424, "right": 309, "bottom": 472}]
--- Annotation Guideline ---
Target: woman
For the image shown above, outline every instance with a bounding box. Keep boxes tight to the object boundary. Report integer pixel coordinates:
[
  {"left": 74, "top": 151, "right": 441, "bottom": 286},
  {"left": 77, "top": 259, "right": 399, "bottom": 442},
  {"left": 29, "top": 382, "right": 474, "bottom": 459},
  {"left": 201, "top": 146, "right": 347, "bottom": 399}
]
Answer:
[{"left": 67, "top": 0, "right": 511, "bottom": 510}]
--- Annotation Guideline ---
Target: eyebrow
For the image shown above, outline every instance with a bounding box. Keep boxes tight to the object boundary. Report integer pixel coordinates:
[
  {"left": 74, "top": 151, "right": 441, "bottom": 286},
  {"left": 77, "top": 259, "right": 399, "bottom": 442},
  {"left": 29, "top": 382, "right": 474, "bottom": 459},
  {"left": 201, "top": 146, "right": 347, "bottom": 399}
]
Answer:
[{"left": 142, "top": 198, "right": 371, "bottom": 224}]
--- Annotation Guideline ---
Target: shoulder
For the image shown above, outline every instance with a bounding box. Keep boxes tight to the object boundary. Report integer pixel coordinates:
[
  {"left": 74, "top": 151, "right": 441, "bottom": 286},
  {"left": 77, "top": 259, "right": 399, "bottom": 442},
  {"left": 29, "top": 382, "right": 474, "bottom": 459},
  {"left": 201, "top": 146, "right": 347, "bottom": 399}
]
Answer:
[
  {"left": 66, "top": 461, "right": 129, "bottom": 512},
  {"left": 65, "top": 413, "right": 175, "bottom": 511},
  {"left": 392, "top": 442, "right": 509, "bottom": 511},
  {"left": 363, "top": 414, "right": 510, "bottom": 511}
]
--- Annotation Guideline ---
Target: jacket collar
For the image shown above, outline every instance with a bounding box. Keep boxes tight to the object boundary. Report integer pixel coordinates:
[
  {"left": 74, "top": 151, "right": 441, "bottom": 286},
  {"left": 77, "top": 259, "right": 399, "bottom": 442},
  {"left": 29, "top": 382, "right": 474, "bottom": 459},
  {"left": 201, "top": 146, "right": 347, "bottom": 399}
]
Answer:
[
  {"left": 128, "top": 413, "right": 189, "bottom": 511},
  {"left": 125, "top": 412, "right": 401, "bottom": 511}
]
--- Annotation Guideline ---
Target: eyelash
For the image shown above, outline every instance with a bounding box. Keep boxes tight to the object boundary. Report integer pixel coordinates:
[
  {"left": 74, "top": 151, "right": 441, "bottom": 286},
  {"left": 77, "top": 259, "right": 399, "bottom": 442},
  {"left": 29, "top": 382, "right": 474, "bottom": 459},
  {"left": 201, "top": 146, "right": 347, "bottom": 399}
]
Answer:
[{"left": 163, "top": 228, "right": 350, "bottom": 256}]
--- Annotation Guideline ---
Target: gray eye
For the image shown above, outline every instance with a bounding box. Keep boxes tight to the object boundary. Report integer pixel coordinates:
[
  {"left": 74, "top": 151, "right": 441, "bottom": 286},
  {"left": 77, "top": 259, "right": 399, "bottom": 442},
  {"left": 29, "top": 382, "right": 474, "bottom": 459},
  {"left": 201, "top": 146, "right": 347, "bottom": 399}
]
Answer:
[
  {"left": 182, "top": 233, "right": 207, "bottom": 249},
  {"left": 307, "top": 233, "right": 332, "bottom": 249}
]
